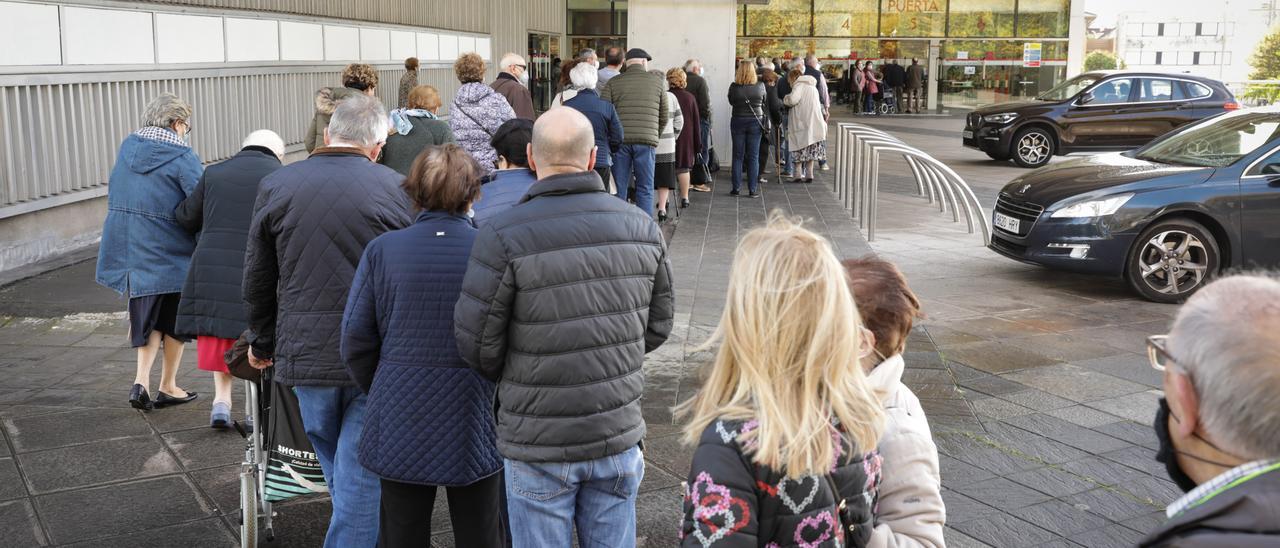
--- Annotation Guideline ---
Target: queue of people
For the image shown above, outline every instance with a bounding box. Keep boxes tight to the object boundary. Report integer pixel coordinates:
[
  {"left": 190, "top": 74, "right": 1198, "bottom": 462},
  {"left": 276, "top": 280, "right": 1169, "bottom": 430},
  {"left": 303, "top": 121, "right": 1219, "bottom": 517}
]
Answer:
[{"left": 92, "top": 48, "right": 1280, "bottom": 548}]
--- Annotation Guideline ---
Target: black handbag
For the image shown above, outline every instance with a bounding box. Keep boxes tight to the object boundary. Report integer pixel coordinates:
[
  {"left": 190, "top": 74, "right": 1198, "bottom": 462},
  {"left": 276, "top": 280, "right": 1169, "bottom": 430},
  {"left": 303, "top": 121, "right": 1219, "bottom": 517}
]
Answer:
[
  {"left": 223, "top": 329, "right": 260, "bottom": 382},
  {"left": 823, "top": 473, "right": 872, "bottom": 547}
]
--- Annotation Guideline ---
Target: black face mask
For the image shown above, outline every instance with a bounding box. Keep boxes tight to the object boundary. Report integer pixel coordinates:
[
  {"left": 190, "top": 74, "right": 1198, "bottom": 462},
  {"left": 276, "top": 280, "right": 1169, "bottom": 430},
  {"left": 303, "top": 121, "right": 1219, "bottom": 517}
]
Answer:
[
  {"left": 1153, "top": 397, "right": 1239, "bottom": 493},
  {"left": 1153, "top": 398, "right": 1199, "bottom": 492}
]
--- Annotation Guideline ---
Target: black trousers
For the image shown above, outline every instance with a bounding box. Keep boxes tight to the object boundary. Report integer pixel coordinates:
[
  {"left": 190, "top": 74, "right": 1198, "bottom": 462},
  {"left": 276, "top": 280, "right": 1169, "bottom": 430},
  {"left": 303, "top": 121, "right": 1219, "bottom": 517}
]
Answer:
[
  {"left": 594, "top": 165, "right": 612, "bottom": 192},
  {"left": 378, "top": 473, "right": 506, "bottom": 548}
]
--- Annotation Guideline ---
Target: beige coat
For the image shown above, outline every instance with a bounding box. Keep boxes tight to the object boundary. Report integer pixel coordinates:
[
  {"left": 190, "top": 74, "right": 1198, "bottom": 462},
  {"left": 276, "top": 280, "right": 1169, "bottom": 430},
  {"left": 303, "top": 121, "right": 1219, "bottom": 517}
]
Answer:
[
  {"left": 783, "top": 75, "right": 828, "bottom": 150},
  {"left": 866, "top": 354, "right": 947, "bottom": 548}
]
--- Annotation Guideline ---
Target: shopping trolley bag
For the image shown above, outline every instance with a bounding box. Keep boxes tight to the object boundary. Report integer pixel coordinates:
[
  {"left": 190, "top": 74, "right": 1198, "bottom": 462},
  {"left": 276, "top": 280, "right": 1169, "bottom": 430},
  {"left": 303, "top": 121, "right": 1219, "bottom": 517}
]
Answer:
[{"left": 264, "top": 380, "right": 329, "bottom": 502}]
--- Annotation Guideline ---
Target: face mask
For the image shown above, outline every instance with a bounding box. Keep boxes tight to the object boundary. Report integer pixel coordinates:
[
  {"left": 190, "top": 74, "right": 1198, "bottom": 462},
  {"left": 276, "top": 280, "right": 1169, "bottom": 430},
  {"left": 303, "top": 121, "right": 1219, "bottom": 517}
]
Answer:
[
  {"left": 519, "top": 70, "right": 530, "bottom": 86},
  {"left": 1153, "top": 398, "right": 1199, "bottom": 493},
  {"left": 1153, "top": 397, "right": 1240, "bottom": 493}
]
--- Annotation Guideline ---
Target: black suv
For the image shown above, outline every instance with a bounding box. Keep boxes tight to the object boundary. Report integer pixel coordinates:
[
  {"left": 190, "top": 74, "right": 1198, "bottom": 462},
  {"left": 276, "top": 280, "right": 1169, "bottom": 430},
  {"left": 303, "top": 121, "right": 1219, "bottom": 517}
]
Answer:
[{"left": 963, "top": 71, "right": 1237, "bottom": 168}]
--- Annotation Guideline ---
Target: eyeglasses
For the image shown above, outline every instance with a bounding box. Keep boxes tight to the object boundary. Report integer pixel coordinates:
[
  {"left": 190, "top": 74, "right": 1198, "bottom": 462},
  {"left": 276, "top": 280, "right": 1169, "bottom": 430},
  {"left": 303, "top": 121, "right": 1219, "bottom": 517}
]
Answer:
[{"left": 1146, "top": 334, "right": 1174, "bottom": 371}]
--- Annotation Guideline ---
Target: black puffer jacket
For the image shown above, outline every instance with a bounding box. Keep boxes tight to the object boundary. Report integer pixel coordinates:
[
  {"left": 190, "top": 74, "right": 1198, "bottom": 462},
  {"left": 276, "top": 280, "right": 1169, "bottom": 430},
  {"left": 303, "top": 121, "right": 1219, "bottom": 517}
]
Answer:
[
  {"left": 680, "top": 418, "right": 882, "bottom": 547},
  {"left": 454, "top": 170, "right": 674, "bottom": 463},
  {"left": 174, "top": 147, "right": 281, "bottom": 339},
  {"left": 243, "top": 147, "right": 412, "bottom": 386}
]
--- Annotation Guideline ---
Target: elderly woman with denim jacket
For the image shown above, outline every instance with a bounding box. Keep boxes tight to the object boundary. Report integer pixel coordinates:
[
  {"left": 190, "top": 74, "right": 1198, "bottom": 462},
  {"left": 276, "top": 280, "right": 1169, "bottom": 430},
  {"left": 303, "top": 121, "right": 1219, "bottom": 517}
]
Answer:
[{"left": 96, "top": 93, "right": 203, "bottom": 412}]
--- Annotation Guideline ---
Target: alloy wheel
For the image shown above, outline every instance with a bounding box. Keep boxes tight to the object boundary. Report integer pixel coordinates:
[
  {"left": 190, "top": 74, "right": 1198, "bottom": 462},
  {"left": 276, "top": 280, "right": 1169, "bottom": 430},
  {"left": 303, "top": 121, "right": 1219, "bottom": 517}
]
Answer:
[
  {"left": 1017, "top": 132, "right": 1050, "bottom": 165},
  {"left": 1136, "top": 230, "right": 1210, "bottom": 296}
]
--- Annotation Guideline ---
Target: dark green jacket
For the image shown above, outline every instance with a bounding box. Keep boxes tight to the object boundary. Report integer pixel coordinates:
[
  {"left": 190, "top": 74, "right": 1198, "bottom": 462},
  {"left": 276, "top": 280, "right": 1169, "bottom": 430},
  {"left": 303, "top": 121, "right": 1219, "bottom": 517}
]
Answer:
[
  {"left": 600, "top": 65, "right": 669, "bottom": 148},
  {"left": 378, "top": 117, "right": 455, "bottom": 176},
  {"left": 304, "top": 86, "right": 361, "bottom": 153}
]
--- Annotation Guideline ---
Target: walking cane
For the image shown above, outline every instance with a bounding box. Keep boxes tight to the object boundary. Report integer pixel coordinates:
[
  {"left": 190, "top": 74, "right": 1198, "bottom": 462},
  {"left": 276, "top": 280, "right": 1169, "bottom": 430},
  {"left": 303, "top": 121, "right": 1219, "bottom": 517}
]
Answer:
[{"left": 773, "top": 125, "right": 783, "bottom": 183}]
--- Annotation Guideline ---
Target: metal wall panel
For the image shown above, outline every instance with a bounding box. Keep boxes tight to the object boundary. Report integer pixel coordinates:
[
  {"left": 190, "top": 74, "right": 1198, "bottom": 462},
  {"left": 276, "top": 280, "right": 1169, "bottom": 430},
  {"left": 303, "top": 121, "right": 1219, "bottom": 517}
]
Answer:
[{"left": 134, "top": 0, "right": 492, "bottom": 33}]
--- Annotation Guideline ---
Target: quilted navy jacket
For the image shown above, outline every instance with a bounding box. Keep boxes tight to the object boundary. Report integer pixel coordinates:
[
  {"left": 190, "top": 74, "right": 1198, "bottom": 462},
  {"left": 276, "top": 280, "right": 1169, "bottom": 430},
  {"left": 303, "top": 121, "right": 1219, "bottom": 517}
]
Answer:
[{"left": 342, "top": 210, "right": 500, "bottom": 485}]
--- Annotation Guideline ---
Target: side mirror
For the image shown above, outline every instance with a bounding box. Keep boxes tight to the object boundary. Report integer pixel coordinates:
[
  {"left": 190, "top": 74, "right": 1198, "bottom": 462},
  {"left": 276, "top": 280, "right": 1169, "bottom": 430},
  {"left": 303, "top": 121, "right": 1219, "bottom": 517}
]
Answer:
[
  {"left": 1075, "top": 94, "right": 1093, "bottom": 106},
  {"left": 1262, "top": 163, "right": 1280, "bottom": 175}
]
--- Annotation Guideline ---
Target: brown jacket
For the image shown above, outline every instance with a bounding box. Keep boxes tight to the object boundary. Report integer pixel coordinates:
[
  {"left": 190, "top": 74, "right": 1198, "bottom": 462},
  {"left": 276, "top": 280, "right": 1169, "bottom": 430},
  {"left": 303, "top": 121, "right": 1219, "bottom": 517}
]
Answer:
[
  {"left": 491, "top": 73, "right": 535, "bottom": 120},
  {"left": 865, "top": 354, "right": 947, "bottom": 548}
]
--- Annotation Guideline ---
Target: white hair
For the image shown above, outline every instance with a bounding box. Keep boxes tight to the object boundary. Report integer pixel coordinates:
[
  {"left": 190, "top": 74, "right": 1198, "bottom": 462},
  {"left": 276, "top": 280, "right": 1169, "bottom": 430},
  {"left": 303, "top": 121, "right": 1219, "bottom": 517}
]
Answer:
[
  {"left": 242, "top": 129, "right": 285, "bottom": 159},
  {"left": 1168, "top": 274, "right": 1280, "bottom": 459},
  {"left": 569, "top": 62, "right": 598, "bottom": 91},
  {"left": 143, "top": 93, "right": 192, "bottom": 129},
  {"left": 683, "top": 58, "right": 701, "bottom": 72},
  {"left": 499, "top": 52, "right": 526, "bottom": 72},
  {"left": 326, "top": 94, "right": 388, "bottom": 148}
]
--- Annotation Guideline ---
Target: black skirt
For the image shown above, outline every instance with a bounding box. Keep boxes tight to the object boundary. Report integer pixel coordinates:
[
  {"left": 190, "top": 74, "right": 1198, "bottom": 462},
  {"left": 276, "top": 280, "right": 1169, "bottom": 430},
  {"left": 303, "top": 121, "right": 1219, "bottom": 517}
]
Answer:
[
  {"left": 128, "top": 293, "right": 192, "bottom": 348},
  {"left": 655, "top": 161, "right": 677, "bottom": 190}
]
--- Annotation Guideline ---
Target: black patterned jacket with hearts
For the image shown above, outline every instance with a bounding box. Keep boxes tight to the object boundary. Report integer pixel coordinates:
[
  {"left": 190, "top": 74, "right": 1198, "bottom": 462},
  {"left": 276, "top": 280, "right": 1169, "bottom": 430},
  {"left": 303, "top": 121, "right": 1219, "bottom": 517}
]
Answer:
[{"left": 680, "top": 418, "right": 883, "bottom": 548}]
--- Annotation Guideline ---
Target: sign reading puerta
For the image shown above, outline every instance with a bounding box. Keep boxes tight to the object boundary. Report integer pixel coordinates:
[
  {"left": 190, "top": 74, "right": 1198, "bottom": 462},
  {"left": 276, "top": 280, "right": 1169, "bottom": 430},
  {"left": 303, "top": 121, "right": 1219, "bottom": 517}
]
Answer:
[{"left": 885, "top": 0, "right": 944, "bottom": 31}]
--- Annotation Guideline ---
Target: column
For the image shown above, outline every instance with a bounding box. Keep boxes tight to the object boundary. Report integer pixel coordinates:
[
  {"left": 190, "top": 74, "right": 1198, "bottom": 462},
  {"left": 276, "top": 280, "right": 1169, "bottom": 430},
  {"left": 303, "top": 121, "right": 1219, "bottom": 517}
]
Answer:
[{"left": 627, "top": 0, "right": 739, "bottom": 152}]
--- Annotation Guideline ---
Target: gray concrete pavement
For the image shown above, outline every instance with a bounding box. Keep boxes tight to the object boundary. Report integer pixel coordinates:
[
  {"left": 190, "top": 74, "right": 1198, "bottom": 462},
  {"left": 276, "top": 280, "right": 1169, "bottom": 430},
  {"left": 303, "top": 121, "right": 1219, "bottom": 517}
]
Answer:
[{"left": 0, "top": 114, "right": 1180, "bottom": 547}]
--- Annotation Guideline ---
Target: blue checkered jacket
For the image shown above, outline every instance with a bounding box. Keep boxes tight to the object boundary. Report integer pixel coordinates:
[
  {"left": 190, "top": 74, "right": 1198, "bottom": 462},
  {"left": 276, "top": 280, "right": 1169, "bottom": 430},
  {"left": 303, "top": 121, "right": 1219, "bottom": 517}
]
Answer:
[{"left": 341, "top": 210, "right": 500, "bottom": 485}]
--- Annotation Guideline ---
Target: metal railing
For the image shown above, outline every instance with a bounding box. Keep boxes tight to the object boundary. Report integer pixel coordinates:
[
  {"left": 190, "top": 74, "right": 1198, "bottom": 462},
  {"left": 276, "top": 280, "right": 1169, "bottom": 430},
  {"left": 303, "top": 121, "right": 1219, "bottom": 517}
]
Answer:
[{"left": 833, "top": 122, "right": 990, "bottom": 243}]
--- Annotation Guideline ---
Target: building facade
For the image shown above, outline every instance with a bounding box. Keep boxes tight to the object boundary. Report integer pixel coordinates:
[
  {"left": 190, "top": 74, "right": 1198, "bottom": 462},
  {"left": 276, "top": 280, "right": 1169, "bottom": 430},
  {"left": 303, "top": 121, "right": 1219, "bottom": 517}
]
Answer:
[
  {"left": 0, "top": 0, "right": 564, "bottom": 275},
  {"left": 1116, "top": 5, "right": 1280, "bottom": 83}
]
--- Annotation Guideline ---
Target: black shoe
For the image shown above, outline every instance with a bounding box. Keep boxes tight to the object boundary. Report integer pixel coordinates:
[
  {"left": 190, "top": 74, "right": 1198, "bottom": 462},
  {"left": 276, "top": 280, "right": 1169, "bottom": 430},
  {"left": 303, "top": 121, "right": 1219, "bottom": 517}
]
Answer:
[
  {"left": 729, "top": 189, "right": 740, "bottom": 196},
  {"left": 681, "top": 198, "right": 690, "bottom": 209},
  {"left": 154, "top": 390, "right": 198, "bottom": 408},
  {"left": 747, "top": 192, "right": 761, "bottom": 199},
  {"left": 804, "top": 178, "right": 814, "bottom": 184},
  {"left": 129, "top": 384, "right": 153, "bottom": 411},
  {"left": 658, "top": 210, "right": 668, "bottom": 222}
]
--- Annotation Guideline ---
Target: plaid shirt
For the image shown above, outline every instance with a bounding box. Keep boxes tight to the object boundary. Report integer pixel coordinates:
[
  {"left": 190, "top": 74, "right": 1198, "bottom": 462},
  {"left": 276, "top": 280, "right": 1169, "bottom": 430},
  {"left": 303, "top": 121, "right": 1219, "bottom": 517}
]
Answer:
[
  {"left": 1166, "top": 459, "right": 1280, "bottom": 518},
  {"left": 134, "top": 126, "right": 188, "bottom": 148}
]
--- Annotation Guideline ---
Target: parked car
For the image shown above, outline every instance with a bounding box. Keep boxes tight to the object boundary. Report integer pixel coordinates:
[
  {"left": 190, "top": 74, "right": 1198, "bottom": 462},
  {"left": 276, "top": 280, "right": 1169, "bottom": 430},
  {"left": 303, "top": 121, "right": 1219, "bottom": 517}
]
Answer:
[
  {"left": 964, "top": 71, "right": 1239, "bottom": 168},
  {"left": 988, "top": 106, "right": 1280, "bottom": 303}
]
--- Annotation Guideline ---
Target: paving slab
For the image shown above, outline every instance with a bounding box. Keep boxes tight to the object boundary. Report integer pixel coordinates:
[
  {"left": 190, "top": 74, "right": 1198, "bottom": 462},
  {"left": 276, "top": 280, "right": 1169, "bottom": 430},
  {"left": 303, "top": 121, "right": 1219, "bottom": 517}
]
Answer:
[
  {"left": 4, "top": 408, "right": 151, "bottom": 453},
  {"left": 0, "top": 498, "right": 49, "bottom": 547},
  {"left": 17, "top": 435, "right": 181, "bottom": 494},
  {"left": 35, "top": 475, "right": 216, "bottom": 545}
]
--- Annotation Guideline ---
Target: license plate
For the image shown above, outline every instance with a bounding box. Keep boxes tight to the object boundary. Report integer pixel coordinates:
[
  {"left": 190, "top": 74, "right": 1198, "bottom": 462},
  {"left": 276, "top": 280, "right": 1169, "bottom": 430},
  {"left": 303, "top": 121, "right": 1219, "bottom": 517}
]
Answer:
[
  {"left": 993, "top": 212, "right": 1020, "bottom": 233},
  {"left": 962, "top": 130, "right": 974, "bottom": 139}
]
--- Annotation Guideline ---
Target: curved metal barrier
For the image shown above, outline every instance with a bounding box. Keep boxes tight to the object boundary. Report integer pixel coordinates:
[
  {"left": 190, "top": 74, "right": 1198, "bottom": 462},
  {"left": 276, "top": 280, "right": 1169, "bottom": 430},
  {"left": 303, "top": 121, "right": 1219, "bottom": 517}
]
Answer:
[{"left": 834, "top": 122, "right": 990, "bottom": 243}]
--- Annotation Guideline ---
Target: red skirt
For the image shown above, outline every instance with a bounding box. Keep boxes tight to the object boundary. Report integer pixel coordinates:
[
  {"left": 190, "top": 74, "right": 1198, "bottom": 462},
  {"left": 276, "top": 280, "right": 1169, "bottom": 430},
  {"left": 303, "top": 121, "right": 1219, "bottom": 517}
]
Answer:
[{"left": 196, "top": 336, "right": 235, "bottom": 374}]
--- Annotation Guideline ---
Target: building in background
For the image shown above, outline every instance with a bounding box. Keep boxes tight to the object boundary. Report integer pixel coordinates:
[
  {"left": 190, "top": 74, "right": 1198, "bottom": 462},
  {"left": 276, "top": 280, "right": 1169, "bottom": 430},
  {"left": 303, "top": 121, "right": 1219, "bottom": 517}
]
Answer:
[
  {"left": 1085, "top": 11, "right": 1117, "bottom": 54},
  {"left": 0, "top": 0, "right": 563, "bottom": 276},
  {"left": 1116, "top": 3, "right": 1280, "bottom": 82}
]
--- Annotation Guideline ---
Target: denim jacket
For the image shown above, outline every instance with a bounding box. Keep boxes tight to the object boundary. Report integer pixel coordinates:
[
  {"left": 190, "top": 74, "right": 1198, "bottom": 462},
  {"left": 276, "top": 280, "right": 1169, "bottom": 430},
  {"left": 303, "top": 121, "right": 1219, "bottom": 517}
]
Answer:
[{"left": 95, "top": 131, "right": 203, "bottom": 298}]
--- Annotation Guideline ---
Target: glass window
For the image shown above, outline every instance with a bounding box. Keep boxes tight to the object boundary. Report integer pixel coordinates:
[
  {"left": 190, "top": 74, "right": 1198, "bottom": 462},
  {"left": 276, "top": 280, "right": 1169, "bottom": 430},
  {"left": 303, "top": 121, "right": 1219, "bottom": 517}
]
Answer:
[
  {"left": 1137, "top": 111, "right": 1280, "bottom": 168},
  {"left": 814, "top": 0, "right": 878, "bottom": 37},
  {"left": 1018, "top": 0, "right": 1069, "bottom": 37},
  {"left": 1139, "top": 79, "right": 1174, "bottom": 102},
  {"left": 1184, "top": 82, "right": 1213, "bottom": 99},
  {"left": 948, "top": 0, "right": 1015, "bottom": 37},
  {"left": 569, "top": 0, "right": 614, "bottom": 35},
  {"left": 880, "top": 0, "right": 947, "bottom": 37},
  {"left": 1083, "top": 78, "right": 1134, "bottom": 105},
  {"left": 745, "top": 0, "right": 811, "bottom": 37},
  {"left": 1246, "top": 147, "right": 1280, "bottom": 176}
]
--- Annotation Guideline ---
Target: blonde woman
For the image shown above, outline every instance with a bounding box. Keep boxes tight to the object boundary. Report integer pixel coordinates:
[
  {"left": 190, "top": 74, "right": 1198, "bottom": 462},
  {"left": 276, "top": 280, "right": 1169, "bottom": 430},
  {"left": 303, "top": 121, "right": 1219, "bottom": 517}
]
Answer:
[{"left": 678, "top": 213, "right": 886, "bottom": 548}]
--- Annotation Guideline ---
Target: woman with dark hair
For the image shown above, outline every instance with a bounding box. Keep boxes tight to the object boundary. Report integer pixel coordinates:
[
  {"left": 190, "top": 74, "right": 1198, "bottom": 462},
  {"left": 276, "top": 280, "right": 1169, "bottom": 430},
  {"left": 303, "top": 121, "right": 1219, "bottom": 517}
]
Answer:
[
  {"left": 398, "top": 57, "right": 419, "bottom": 108},
  {"left": 341, "top": 144, "right": 505, "bottom": 547},
  {"left": 471, "top": 118, "right": 536, "bottom": 224},
  {"left": 550, "top": 59, "right": 581, "bottom": 107}
]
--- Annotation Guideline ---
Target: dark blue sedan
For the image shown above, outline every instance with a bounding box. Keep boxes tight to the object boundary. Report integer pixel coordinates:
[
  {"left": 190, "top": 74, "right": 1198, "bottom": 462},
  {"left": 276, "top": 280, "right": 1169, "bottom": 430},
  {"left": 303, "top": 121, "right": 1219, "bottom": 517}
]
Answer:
[{"left": 989, "top": 107, "right": 1280, "bottom": 303}]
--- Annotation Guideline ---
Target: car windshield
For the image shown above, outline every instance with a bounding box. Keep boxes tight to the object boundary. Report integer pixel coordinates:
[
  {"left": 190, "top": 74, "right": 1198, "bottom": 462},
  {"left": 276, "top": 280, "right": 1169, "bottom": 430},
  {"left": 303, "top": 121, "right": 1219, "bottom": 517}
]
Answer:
[
  {"left": 1134, "top": 111, "right": 1280, "bottom": 167},
  {"left": 1036, "top": 75, "right": 1098, "bottom": 101}
]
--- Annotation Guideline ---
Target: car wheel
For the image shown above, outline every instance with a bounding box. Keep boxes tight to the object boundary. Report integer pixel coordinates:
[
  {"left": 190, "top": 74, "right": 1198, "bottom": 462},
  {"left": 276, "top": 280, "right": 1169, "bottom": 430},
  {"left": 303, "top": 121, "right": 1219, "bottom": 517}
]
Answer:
[
  {"left": 986, "top": 150, "right": 1011, "bottom": 161},
  {"left": 1011, "top": 127, "right": 1055, "bottom": 168},
  {"left": 1125, "top": 218, "right": 1219, "bottom": 304}
]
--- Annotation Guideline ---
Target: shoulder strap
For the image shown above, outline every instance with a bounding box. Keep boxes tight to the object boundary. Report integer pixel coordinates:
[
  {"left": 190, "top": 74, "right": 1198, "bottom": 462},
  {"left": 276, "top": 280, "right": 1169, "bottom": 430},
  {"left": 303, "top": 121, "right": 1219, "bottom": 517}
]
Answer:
[{"left": 456, "top": 105, "right": 494, "bottom": 138}]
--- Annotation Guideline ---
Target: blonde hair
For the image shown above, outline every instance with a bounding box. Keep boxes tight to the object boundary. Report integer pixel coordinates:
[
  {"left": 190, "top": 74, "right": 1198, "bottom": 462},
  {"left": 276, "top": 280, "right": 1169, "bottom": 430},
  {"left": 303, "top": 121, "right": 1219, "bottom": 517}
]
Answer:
[
  {"left": 734, "top": 60, "right": 758, "bottom": 85},
  {"left": 677, "top": 213, "right": 885, "bottom": 477},
  {"left": 666, "top": 67, "right": 687, "bottom": 89}
]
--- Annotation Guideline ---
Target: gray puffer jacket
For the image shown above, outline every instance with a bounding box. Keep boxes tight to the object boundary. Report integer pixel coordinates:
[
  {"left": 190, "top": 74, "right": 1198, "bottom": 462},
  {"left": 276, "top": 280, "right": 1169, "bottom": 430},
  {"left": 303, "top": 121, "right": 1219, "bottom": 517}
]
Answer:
[{"left": 454, "top": 170, "right": 674, "bottom": 463}]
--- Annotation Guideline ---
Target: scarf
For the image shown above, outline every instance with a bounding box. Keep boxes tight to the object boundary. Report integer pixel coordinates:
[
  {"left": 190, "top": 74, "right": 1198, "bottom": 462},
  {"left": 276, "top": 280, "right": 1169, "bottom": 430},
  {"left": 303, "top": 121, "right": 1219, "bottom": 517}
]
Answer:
[
  {"left": 389, "top": 108, "right": 438, "bottom": 136},
  {"left": 134, "top": 126, "right": 188, "bottom": 148}
]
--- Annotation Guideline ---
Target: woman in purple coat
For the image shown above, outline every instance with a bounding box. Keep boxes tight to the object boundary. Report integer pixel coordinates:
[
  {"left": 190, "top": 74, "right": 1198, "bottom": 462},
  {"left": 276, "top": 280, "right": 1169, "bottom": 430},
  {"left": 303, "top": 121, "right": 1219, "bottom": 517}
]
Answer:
[
  {"left": 667, "top": 68, "right": 703, "bottom": 210},
  {"left": 448, "top": 53, "right": 516, "bottom": 176}
]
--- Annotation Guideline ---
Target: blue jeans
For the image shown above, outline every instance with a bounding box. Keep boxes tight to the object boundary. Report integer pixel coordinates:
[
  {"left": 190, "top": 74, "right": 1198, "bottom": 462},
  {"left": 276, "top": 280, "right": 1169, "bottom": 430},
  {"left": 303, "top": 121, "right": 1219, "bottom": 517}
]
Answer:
[
  {"left": 865, "top": 92, "right": 877, "bottom": 114},
  {"left": 294, "top": 385, "right": 381, "bottom": 548},
  {"left": 504, "top": 446, "right": 645, "bottom": 548},
  {"left": 780, "top": 112, "right": 792, "bottom": 175},
  {"left": 730, "top": 116, "right": 762, "bottom": 194},
  {"left": 612, "top": 143, "right": 656, "bottom": 218}
]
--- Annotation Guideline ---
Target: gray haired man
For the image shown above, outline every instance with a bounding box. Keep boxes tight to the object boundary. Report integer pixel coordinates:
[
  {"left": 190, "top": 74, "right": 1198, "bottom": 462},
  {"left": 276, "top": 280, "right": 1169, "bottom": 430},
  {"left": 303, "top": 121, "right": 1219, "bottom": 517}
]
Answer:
[
  {"left": 1141, "top": 275, "right": 1280, "bottom": 547},
  {"left": 244, "top": 93, "right": 411, "bottom": 548}
]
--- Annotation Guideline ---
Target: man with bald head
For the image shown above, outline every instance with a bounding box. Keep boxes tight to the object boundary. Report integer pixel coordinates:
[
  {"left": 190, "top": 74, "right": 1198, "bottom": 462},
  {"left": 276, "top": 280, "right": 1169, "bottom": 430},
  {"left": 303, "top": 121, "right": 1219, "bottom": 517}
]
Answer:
[
  {"left": 1140, "top": 274, "right": 1280, "bottom": 546},
  {"left": 455, "top": 107, "right": 674, "bottom": 547}
]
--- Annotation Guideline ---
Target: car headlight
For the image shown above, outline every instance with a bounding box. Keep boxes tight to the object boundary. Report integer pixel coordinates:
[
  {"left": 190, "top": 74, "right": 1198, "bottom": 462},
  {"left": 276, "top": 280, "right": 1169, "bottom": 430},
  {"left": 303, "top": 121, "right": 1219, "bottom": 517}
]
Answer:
[
  {"left": 1050, "top": 194, "right": 1134, "bottom": 218},
  {"left": 983, "top": 112, "right": 1018, "bottom": 125}
]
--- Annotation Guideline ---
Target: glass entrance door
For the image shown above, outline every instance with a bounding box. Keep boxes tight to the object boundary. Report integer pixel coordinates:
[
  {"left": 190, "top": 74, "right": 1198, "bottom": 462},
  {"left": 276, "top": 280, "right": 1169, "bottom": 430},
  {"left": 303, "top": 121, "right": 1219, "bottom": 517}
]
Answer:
[
  {"left": 938, "top": 40, "right": 1067, "bottom": 109},
  {"left": 528, "top": 32, "right": 561, "bottom": 115}
]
